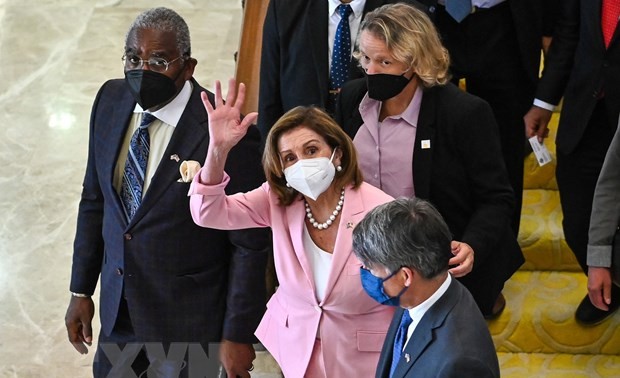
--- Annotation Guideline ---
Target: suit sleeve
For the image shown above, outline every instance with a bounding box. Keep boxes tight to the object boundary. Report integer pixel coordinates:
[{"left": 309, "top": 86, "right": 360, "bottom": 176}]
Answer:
[
  {"left": 535, "top": 0, "right": 580, "bottom": 104},
  {"left": 220, "top": 125, "right": 271, "bottom": 343},
  {"left": 456, "top": 98, "right": 516, "bottom": 264},
  {"left": 437, "top": 357, "right": 498, "bottom": 378},
  {"left": 587, "top": 125, "right": 620, "bottom": 268},
  {"left": 69, "top": 81, "right": 110, "bottom": 295},
  {"left": 257, "top": 0, "right": 283, "bottom": 141}
]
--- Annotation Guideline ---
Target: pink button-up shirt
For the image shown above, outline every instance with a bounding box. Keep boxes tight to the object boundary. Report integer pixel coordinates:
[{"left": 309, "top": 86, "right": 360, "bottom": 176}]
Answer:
[{"left": 353, "top": 87, "right": 423, "bottom": 198}]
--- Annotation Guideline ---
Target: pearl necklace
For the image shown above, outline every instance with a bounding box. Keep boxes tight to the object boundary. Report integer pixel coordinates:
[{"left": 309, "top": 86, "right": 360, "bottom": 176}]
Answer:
[{"left": 305, "top": 189, "right": 345, "bottom": 230}]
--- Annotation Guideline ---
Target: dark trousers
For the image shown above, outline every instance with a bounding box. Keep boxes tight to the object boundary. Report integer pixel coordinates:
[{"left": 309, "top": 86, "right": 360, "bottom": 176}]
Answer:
[
  {"left": 93, "top": 297, "right": 221, "bottom": 378},
  {"left": 556, "top": 100, "right": 617, "bottom": 274},
  {"left": 435, "top": 2, "right": 534, "bottom": 235}
]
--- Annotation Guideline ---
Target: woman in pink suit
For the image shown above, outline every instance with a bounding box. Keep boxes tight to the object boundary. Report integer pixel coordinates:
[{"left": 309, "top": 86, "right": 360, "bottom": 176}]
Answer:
[{"left": 188, "top": 79, "right": 395, "bottom": 377}]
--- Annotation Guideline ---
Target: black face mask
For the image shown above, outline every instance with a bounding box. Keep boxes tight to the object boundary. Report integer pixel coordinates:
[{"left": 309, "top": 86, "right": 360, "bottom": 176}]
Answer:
[
  {"left": 125, "top": 69, "right": 180, "bottom": 110},
  {"left": 365, "top": 71, "right": 413, "bottom": 101}
]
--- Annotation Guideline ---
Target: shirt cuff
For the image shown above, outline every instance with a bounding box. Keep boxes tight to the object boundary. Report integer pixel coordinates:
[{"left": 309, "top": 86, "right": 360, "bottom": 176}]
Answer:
[
  {"left": 533, "top": 99, "right": 556, "bottom": 112},
  {"left": 71, "top": 292, "right": 91, "bottom": 298}
]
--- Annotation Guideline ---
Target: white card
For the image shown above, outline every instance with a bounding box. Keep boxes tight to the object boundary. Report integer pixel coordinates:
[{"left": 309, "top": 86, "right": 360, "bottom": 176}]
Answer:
[{"left": 528, "top": 136, "right": 553, "bottom": 167}]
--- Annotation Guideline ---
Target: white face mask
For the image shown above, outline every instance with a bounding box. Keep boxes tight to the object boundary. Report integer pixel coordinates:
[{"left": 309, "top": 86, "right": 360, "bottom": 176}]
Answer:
[{"left": 283, "top": 149, "right": 337, "bottom": 201}]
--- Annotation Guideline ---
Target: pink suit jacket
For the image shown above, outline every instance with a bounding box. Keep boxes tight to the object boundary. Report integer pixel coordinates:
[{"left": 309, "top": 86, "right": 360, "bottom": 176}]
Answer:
[{"left": 189, "top": 172, "right": 395, "bottom": 378}]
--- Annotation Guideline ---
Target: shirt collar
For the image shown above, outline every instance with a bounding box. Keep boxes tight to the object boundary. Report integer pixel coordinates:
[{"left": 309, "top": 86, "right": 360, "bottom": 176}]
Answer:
[
  {"left": 133, "top": 79, "right": 193, "bottom": 127},
  {"left": 329, "top": 0, "right": 366, "bottom": 18},
  {"left": 407, "top": 273, "right": 452, "bottom": 323},
  {"left": 359, "top": 85, "right": 424, "bottom": 128}
]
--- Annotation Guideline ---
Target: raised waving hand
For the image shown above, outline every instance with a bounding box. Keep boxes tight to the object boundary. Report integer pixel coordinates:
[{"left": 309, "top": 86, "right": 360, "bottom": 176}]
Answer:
[
  {"left": 200, "top": 78, "right": 258, "bottom": 184},
  {"left": 202, "top": 78, "right": 258, "bottom": 152}
]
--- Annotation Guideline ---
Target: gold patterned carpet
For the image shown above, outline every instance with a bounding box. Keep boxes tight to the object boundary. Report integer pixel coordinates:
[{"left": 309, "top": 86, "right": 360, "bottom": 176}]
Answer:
[{"left": 491, "top": 113, "right": 620, "bottom": 377}]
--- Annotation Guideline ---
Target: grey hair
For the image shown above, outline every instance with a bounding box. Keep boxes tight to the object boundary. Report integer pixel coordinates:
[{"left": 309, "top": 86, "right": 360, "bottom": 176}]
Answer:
[
  {"left": 352, "top": 197, "right": 452, "bottom": 279},
  {"left": 125, "top": 7, "right": 191, "bottom": 57}
]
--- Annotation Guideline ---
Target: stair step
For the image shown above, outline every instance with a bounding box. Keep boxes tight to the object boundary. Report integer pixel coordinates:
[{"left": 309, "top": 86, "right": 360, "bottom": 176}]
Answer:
[
  {"left": 489, "top": 271, "right": 620, "bottom": 355},
  {"left": 518, "top": 189, "right": 580, "bottom": 272},
  {"left": 498, "top": 352, "right": 620, "bottom": 377}
]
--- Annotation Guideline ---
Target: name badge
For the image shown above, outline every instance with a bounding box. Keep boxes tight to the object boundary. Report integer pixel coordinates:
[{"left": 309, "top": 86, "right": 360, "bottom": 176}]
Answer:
[{"left": 528, "top": 136, "right": 552, "bottom": 166}]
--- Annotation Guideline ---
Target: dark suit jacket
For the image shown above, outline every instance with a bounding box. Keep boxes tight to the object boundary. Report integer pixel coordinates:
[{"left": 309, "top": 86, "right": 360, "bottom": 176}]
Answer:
[
  {"left": 414, "top": 0, "right": 546, "bottom": 91},
  {"left": 70, "top": 78, "right": 270, "bottom": 343},
  {"left": 336, "top": 79, "right": 524, "bottom": 313},
  {"left": 376, "top": 279, "right": 500, "bottom": 378},
  {"left": 535, "top": 0, "right": 620, "bottom": 155},
  {"left": 257, "top": 0, "right": 402, "bottom": 138}
]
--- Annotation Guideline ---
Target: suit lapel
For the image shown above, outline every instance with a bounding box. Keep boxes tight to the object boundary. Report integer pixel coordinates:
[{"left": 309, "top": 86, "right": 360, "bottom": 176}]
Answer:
[
  {"left": 377, "top": 307, "right": 404, "bottom": 378},
  {"left": 321, "top": 185, "right": 365, "bottom": 303},
  {"left": 593, "top": 0, "right": 607, "bottom": 52},
  {"left": 393, "top": 279, "right": 460, "bottom": 378},
  {"left": 129, "top": 80, "right": 209, "bottom": 227},
  {"left": 104, "top": 87, "right": 136, "bottom": 226},
  {"left": 306, "top": 0, "right": 329, "bottom": 104},
  {"left": 286, "top": 197, "right": 318, "bottom": 293},
  {"left": 412, "top": 87, "right": 436, "bottom": 199}
]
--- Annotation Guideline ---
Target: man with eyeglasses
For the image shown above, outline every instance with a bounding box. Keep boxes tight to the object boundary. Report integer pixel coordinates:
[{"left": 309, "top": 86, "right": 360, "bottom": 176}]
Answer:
[{"left": 64, "top": 7, "right": 270, "bottom": 378}]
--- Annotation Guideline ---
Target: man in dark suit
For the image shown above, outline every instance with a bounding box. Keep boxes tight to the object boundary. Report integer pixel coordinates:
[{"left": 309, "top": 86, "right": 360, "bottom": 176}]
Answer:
[
  {"left": 257, "top": 0, "right": 406, "bottom": 139},
  {"left": 412, "top": 0, "right": 551, "bottom": 236},
  {"left": 64, "top": 8, "right": 270, "bottom": 377},
  {"left": 524, "top": 0, "right": 620, "bottom": 325},
  {"left": 352, "top": 197, "right": 500, "bottom": 378}
]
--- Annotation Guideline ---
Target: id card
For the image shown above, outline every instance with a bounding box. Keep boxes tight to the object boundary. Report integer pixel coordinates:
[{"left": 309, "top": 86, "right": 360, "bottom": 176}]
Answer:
[{"left": 528, "top": 136, "right": 553, "bottom": 166}]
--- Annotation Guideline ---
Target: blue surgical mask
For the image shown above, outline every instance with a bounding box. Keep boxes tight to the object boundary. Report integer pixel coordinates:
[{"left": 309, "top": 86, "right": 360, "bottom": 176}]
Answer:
[{"left": 360, "top": 267, "right": 408, "bottom": 306}]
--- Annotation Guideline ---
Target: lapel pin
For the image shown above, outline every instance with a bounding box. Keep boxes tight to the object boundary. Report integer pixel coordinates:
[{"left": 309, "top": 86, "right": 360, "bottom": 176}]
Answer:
[
  {"left": 346, "top": 221, "right": 354, "bottom": 229},
  {"left": 170, "top": 154, "right": 180, "bottom": 162},
  {"left": 404, "top": 353, "right": 411, "bottom": 363},
  {"left": 421, "top": 140, "right": 431, "bottom": 149}
]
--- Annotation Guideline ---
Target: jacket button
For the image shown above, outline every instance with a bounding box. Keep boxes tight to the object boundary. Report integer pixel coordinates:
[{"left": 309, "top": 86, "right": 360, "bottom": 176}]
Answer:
[
  {"left": 116, "top": 268, "right": 123, "bottom": 276},
  {"left": 124, "top": 233, "right": 132, "bottom": 240}
]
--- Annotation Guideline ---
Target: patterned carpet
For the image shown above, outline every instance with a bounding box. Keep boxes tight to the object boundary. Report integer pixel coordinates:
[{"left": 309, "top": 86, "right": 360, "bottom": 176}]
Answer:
[{"left": 491, "top": 113, "right": 620, "bottom": 377}]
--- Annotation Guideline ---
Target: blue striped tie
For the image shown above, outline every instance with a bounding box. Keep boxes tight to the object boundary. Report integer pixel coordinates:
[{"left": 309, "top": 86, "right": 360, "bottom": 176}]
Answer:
[
  {"left": 446, "top": 0, "right": 472, "bottom": 22},
  {"left": 390, "top": 310, "right": 412, "bottom": 377},
  {"left": 120, "top": 112, "right": 156, "bottom": 221},
  {"left": 328, "top": 4, "right": 353, "bottom": 108}
]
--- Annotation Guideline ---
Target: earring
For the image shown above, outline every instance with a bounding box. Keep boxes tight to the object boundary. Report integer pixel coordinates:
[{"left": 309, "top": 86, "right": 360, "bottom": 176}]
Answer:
[{"left": 336, "top": 165, "right": 342, "bottom": 172}]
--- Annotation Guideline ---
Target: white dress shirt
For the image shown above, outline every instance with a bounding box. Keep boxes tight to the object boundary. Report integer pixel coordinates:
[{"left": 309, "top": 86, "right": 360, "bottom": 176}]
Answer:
[
  {"left": 114, "top": 80, "right": 193, "bottom": 195},
  {"left": 403, "top": 274, "right": 452, "bottom": 349},
  {"left": 302, "top": 223, "right": 334, "bottom": 303},
  {"left": 328, "top": 0, "right": 367, "bottom": 68}
]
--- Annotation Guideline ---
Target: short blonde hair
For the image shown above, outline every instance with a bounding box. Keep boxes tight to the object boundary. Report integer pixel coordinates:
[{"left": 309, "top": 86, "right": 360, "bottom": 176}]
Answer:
[
  {"left": 354, "top": 3, "right": 450, "bottom": 87},
  {"left": 262, "top": 106, "right": 363, "bottom": 206}
]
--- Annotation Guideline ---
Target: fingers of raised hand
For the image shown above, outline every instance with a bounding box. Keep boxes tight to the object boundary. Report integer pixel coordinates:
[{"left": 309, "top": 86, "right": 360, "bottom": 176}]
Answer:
[
  {"left": 226, "top": 78, "right": 237, "bottom": 107},
  {"left": 215, "top": 80, "right": 224, "bottom": 107},
  {"left": 201, "top": 91, "right": 214, "bottom": 114},
  {"left": 240, "top": 112, "right": 259, "bottom": 130}
]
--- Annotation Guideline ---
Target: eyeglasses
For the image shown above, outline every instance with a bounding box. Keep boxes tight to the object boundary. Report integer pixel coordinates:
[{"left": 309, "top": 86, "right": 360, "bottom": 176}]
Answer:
[{"left": 122, "top": 54, "right": 184, "bottom": 73}]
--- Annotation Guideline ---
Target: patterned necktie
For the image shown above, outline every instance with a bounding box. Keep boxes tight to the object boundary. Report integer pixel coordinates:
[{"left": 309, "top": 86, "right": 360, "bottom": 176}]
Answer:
[
  {"left": 120, "top": 112, "right": 156, "bottom": 221},
  {"left": 390, "top": 310, "right": 413, "bottom": 377},
  {"left": 602, "top": 0, "right": 620, "bottom": 48},
  {"left": 329, "top": 4, "right": 353, "bottom": 107},
  {"left": 445, "top": 0, "right": 473, "bottom": 23}
]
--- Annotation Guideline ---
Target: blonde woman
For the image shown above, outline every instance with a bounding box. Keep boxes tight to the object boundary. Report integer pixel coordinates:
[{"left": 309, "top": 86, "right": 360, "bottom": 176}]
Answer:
[{"left": 336, "top": 3, "right": 524, "bottom": 319}]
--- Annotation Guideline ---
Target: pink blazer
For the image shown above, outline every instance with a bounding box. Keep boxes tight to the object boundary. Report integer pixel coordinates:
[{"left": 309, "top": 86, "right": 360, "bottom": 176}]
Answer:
[{"left": 189, "top": 173, "right": 395, "bottom": 378}]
